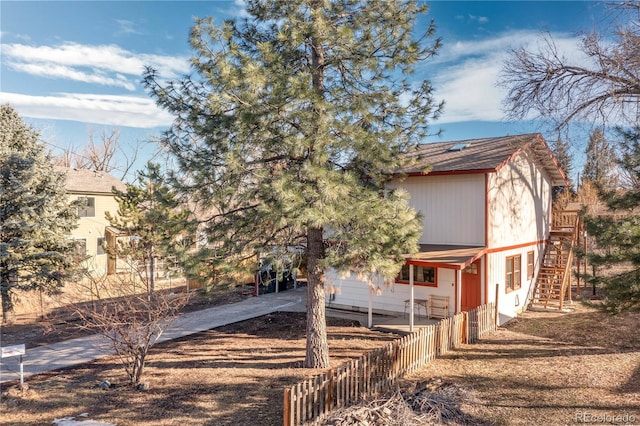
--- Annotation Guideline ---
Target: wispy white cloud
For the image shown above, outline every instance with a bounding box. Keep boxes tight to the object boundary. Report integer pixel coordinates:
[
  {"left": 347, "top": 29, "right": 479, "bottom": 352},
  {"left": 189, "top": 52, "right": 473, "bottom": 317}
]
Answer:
[
  {"left": 0, "top": 92, "right": 173, "bottom": 128},
  {"left": 9, "top": 62, "right": 137, "bottom": 90},
  {"left": 0, "top": 31, "right": 31, "bottom": 42},
  {"left": 433, "top": 55, "right": 506, "bottom": 124},
  {"left": 1, "top": 42, "right": 189, "bottom": 89},
  {"left": 430, "top": 30, "right": 588, "bottom": 124},
  {"left": 115, "top": 19, "right": 142, "bottom": 36},
  {"left": 0, "top": 30, "right": 591, "bottom": 130},
  {"left": 469, "top": 14, "right": 488, "bottom": 24},
  {"left": 455, "top": 14, "right": 489, "bottom": 24},
  {"left": 434, "top": 30, "right": 588, "bottom": 67}
]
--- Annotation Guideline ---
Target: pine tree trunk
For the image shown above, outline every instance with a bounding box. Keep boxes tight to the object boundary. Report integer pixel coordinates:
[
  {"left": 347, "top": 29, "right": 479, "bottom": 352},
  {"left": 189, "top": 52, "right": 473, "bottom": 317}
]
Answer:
[
  {"left": 1, "top": 284, "right": 15, "bottom": 325},
  {"left": 303, "top": 2, "right": 330, "bottom": 369},
  {"left": 304, "top": 227, "right": 329, "bottom": 368},
  {"left": 1, "top": 264, "right": 16, "bottom": 324}
]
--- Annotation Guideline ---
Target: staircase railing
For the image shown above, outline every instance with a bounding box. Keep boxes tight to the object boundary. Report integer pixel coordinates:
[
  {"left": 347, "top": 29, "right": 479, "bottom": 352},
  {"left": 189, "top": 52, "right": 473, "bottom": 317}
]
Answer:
[
  {"left": 557, "top": 213, "right": 582, "bottom": 310},
  {"left": 552, "top": 210, "right": 580, "bottom": 230},
  {"left": 530, "top": 210, "right": 581, "bottom": 310}
]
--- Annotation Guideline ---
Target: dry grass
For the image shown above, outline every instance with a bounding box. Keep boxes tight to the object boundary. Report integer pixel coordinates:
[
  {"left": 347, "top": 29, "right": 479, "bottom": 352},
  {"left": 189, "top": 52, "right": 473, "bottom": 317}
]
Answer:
[
  {"left": 2, "top": 300, "right": 639, "bottom": 425},
  {"left": 400, "top": 303, "right": 640, "bottom": 426},
  {"left": 0, "top": 312, "right": 396, "bottom": 426}
]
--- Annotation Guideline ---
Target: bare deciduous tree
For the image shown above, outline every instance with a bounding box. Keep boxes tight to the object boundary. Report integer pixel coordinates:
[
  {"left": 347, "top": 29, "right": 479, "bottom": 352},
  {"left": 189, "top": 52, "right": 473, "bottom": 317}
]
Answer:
[
  {"left": 74, "top": 272, "right": 188, "bottom": 387},
  {"left": 501, "top": 2, "right": 640, "bottom": 129},
  {"left": 52, "top": 142, "right": 78, "bottom": 169},
  {"left": 53, "top": 128, "right": 142, "bottom": 181},
  {"left": 78, "top": 128, "right": 120, "bottom": 173}
]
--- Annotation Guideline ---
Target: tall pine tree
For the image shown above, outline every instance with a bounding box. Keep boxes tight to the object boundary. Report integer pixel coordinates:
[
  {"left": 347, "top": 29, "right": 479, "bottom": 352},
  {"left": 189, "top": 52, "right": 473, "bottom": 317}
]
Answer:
[
  {"left": 0, "top": 105, "right": 78, "bottom": 324},
  {"left": 106, "top": 162, "right": 194, "bottom": 296},
  {"left": 582, "top": 128, "right": 640, "bottom": 314},
  {"left": 553, "top": 136, "right": 573, "bottom": 185},
  {"left": 144, "top": 0, "right": 440, "bottom": 367},
  {"left": 582, "top": 128, "right": 619, "bottom": 190}
]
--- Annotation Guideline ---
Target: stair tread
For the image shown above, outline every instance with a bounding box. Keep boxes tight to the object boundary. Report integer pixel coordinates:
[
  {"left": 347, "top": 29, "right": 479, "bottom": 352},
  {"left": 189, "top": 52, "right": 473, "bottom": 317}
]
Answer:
[{"left": 531, "top": 218, "right": 579, "bottom": 310}]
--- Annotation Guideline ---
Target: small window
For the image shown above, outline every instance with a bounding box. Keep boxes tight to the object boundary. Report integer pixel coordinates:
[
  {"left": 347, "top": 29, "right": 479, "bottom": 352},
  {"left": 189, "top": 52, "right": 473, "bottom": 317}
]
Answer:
[
  {"left": 72, "top": 239, "right": 87, "bottom": 263},
  {"left": 463, "top": 263, "right": 478, "bottom": 274},
  {"left": 527, "top": 251, "right": 535, "bottom": 279},
  {"left": 506, "top": 255, "right": 522, "bottom": 292},
  {"left": 97, "top": 237, "right": 106, "bottom": 255},
  {"left": 396, "top": 264, "right": 437, "bottom": 287},
  {"left": 77, "top": 196, "right": 96, "bottom": 217}
]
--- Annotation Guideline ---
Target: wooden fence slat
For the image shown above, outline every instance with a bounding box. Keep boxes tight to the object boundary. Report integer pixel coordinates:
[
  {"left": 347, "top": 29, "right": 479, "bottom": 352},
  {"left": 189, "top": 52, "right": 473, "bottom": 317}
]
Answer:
[
  {"left": 295, "top": 382, "right": 301, "bottom": 426},
  {"left": 305, "top": 378, "right": 311, "bottom": 422},
  {"left": 313, "top": 375, "right": 319, "bottom": 419}
]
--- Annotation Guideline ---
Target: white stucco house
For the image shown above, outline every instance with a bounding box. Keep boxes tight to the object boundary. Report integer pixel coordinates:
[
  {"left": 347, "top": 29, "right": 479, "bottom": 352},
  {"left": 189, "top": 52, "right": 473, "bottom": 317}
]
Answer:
[{"left": 327, "top": 133, "right": 572, "bottom": 325}]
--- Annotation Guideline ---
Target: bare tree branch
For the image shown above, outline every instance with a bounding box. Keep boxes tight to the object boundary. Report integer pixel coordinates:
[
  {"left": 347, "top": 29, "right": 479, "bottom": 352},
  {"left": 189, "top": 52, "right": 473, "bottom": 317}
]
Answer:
[
  {"left": 52, "top": 128, "right": 144, "bottom": 181},
  {"left": 500, "top": 23, "right": 640, "bottom": 130},
  {"left": 73, "top": 272, "right": 188, "bottom": 387}
]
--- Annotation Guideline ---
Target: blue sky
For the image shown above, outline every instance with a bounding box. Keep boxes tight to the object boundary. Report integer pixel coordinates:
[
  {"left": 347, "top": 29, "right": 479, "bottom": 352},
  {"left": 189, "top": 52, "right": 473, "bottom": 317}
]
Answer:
[{"left": 0, "top": 1, "right": 608, "bottom": 181}]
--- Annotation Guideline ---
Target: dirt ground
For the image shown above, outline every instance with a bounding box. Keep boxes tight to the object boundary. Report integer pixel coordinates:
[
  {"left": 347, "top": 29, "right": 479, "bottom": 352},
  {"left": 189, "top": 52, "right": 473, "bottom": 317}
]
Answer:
[
  {"left": 0, "top": 309, "right": 397, "bottom": 426},
  {"left": 1, "top": 296, "right": 639, "bottom": 425},
  {"left": 401, "top": 303, "right": 640, "bottom": 426}
]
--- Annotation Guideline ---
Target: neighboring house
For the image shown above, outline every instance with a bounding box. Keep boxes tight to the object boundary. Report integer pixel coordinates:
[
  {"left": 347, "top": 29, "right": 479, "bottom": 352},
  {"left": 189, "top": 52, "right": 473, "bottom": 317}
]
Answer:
[
  {"left": 58, "top": 168, "right": 126, "bottom": 276},
  {"left": 327, "top": 134, "right": 576, "bottom": 325}
]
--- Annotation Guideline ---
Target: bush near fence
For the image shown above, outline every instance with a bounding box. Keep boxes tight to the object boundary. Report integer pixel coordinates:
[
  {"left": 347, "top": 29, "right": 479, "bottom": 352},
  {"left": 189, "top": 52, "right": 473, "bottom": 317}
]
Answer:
[{"left": 283, "top": 302, "right": 496, "bottom": 426}]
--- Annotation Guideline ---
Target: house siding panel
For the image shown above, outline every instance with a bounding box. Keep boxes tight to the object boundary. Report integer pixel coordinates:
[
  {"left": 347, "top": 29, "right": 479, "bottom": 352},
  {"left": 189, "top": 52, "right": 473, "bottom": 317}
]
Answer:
[
  {"left": 486, "top": 241, "right": 544, "bottom": 324},
  {"left": 488, "top": 150, "right": 552, "bottom": 248},
  {"left": 388, "top": 174, "right": 485, "bottom": 246},
  {"left": 326, "top": 268, "right": 456, "bottom": 318}
]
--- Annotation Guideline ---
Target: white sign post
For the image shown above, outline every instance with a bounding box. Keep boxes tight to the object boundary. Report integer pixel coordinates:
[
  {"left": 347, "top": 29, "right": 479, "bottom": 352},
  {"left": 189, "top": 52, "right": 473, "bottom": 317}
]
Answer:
[{"left": 1, "top": 344, "right": 26, "bottom": 387}]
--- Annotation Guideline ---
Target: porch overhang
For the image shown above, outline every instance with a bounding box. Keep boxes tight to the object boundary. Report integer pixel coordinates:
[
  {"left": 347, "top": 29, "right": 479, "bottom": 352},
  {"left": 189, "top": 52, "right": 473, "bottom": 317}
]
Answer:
[{"left": 404, "top": 244, "right": 486, "bottom": 270}]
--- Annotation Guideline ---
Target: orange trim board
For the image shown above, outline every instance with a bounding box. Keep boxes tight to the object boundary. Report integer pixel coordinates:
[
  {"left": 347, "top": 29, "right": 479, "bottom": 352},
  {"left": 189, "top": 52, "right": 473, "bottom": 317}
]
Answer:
[
  {"left": 485, "top": 239, "right": 546, "bottom": 254},
  {"left": 406, "top": 251, "right": 485, "bottom": 271},
  {"left": 405, "top": 239, "right": 547, "bottom": 271}
]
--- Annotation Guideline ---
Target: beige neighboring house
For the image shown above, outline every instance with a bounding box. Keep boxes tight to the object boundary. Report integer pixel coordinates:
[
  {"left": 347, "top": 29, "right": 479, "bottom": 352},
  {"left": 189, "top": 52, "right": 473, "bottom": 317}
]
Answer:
[{"left": 58, "top": 167, "right": 126, "bottom": 276}]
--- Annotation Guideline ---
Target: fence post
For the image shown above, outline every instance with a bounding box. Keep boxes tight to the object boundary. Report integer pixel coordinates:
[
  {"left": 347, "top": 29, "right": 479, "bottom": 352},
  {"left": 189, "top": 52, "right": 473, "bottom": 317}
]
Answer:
[
  {"left": 283, "top": 387, "right": 291, "bottom": 426},
  {"left": 463, "top": 311, "right": 468, "bottom": 344}
]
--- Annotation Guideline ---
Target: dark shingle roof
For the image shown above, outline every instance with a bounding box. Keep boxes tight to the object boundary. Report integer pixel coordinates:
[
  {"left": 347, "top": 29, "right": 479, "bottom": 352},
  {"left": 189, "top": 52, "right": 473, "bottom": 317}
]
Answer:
[
  {"left": 403, "top": 133, "right": 568, "bottom": 186},
  {"left": 57, "top": 167, "right": 126, "bottom": 194}
]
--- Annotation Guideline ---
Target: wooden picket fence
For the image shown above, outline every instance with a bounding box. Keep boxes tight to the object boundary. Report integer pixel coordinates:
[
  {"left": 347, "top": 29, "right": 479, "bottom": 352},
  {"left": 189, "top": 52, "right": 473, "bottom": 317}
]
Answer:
[
  {"left": 467, "top": 302, "right": 496, "bottom": 344},
  {"left": 283, "top": 302, "right": 496, "bottom": 426}
]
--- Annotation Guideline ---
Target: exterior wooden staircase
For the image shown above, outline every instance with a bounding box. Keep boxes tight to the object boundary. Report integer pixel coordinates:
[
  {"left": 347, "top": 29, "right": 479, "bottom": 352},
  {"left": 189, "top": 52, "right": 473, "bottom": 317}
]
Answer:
[{"left": 530, "top": 210, "right": 581, "bottom": 310}]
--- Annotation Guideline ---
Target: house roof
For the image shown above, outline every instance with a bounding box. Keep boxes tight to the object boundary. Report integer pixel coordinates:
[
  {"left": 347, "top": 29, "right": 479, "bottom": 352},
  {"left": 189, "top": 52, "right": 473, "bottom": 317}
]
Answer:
[
  {"left": 402, "top": 133, "right": 568, "bottom": 186},
  {"left": 57, "top": 167, "right": 126, "bottom": 194},
  {"left": 404, "top": 244, "right": 486, "bottom": 270}
]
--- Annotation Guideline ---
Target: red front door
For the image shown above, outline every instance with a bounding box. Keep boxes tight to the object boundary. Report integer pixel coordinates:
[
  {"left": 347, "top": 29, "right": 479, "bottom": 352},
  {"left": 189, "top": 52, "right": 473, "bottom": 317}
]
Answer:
[{"left": 461, "top": 259, "right": 482, "bottom": 312}]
